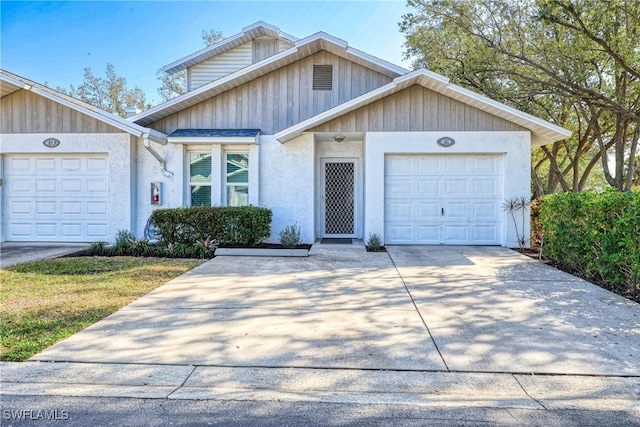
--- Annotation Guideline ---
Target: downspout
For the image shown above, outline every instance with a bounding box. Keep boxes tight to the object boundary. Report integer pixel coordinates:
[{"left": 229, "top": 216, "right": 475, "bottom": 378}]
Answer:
[{"left": 143, "top": 133, "right": 174, "bottom": 178}]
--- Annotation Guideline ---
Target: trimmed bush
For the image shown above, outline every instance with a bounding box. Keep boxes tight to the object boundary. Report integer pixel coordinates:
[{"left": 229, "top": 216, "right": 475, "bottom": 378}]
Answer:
[
  {"left": 539, "top": 190, "right": 639, "bottom": 298},
  {"left": 150, "top": 206, "right": 272, "bottom": 247}
]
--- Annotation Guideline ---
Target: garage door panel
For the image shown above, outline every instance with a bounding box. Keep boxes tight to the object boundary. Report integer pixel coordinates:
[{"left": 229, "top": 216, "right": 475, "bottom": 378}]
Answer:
[
  {"left": 417, "top": 224, "right": 440, "bottom": 243},
  {"left": 385, "top": 177, "right": 413, "bottom": 197},
  {"left": 444, "top": 179, "right": 469, "bottom": 196},
  {"left": 444, "top": 224, "right": 469, "bottom": 242},
  {"left": 417, "top": 178, "right": 439, "bottom": 197},
  {"left": 417, "top": 201, "right": 440, "bottom": 219},
  {"left": 37, "top": 158, "right": 56, "bottom": 170},
  {"left": 417, "top": 156, "right": 441, "bottom": 174},
  {"left": 473, "top": 224, "right": 499, "bottom": 242},
  {"left": 473, "top": 202, "right": 500, "bottom": 219},
  {"left": 385, "top": 154, "right": 503, "bottom": 245},
  {"left": 5, "top": 154, "right": 109, "bottom": 242}
]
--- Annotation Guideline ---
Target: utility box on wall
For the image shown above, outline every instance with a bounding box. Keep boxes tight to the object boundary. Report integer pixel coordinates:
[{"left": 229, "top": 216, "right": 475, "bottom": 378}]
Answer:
[{"left": 151, "top": 182, "right": 162, "bottom": 205}]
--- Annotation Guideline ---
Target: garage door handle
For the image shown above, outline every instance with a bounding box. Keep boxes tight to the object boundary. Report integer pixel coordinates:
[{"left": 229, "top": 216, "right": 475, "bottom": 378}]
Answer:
[{"left": 441, "top": 208, "right": 444, "bottom": 216}]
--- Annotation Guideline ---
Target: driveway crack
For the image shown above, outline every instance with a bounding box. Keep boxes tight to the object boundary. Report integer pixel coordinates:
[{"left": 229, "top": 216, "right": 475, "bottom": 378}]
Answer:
[
  {"left": 387, "top": 252, "right": 450, "bottom": 371},
  {"left": 167, "top": 365, "right": 197, "bottom": 399}
]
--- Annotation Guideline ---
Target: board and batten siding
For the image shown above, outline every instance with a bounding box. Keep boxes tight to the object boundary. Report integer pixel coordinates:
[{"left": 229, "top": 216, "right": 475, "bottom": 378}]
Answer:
[
  {"left": 188, "top": 38, "right": 295, "bottom": 91},
  {"left": 309, "top": 85, "right": 527, "bottom": 133},
  {"left": 0, "top": 89, "right": 122, "bottom": 134},
  {"left": 152, "top": 50, "right": 393, "bottom": 135}
]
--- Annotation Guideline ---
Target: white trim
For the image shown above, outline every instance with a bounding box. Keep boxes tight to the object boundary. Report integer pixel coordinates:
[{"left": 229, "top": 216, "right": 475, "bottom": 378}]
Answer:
[{"left": 275, "top": 69, "right": 571, "bottom": 146}]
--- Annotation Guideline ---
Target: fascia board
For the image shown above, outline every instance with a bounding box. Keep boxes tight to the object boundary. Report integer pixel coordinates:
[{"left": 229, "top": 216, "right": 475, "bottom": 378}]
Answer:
[{"left": 0, "top": 73, "right": 31, "bottom": 90}]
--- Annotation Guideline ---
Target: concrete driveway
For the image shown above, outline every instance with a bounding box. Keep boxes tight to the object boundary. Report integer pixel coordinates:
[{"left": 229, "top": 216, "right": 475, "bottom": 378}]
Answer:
[
  {"left": 1, "top": 242, "right": 90, "bottom": 268},
  {"left": 29, "top": 245, "right": 639, "bottom": 376}
]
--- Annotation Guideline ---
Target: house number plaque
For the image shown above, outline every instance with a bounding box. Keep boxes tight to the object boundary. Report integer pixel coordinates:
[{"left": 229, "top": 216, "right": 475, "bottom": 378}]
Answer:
[
  {"left": 437, "top": 137, "right": 455, "bottom": 147},
  {"left": 43, "top": 138, "right": 60, "bottom": 148}
]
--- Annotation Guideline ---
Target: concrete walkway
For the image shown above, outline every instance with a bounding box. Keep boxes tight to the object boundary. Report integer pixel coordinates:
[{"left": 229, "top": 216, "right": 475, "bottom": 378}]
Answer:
[{"left": 2, "top": 245, "right": 639, "bottom": 418}]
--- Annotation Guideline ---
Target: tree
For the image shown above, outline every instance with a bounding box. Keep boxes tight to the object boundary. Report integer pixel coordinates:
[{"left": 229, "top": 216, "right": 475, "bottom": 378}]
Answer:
[
  {"left": 401, "top": 0, "right": 640, "bottom": 192},
  {"left": 59, "top": 63, "right": 148, "bottom": 117},
  {"left": 157, "top": 28, "right": 224, "bottom": 102}
]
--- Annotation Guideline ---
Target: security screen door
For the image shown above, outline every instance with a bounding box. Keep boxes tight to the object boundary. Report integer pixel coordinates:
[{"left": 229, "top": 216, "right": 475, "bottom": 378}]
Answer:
[{"left": 322, "top": 159, "right": 355, "bottom": 237}]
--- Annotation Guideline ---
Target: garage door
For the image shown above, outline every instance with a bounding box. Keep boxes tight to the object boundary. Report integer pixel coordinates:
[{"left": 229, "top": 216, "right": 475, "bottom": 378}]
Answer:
[
  {"left": 4, "top": 154, "right": 109, "bottom": 242},
  {"left": 385, "top": 154, "right": 503, "bottom": 245}
]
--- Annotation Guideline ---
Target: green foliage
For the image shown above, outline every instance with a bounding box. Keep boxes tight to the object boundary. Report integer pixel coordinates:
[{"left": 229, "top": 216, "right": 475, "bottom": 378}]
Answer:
[
  {"left": 539, "top": 190, "right": 640, "bottom": 297},
  {"left": 366, "top": 233, "right": 383, "bottom": 250},
  {"left": 216, "top": 207, "right": 272, "bottom": 246},
  {"left": 401, "top": 0, "right": 640, "bottom": 192},
  {"left": 279, "top": 224, "right": 302, "bottom": 248},
  {"left": 150, "top": 206, "right": 272, "bottom": 247}
]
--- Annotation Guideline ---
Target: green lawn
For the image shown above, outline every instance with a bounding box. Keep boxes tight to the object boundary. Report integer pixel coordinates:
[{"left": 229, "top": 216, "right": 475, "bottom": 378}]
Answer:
[{"left": 0, "top": 256, "right": 204, "bottom": 361}]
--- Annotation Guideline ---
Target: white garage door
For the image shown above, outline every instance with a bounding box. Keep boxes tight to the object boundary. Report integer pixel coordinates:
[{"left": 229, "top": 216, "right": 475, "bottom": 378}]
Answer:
[
  {"left": 385, "top": 154, "right": 504, "bottom": 245},
  {"left": 4, "top": 154, "right": 109, "bottom": 242}
]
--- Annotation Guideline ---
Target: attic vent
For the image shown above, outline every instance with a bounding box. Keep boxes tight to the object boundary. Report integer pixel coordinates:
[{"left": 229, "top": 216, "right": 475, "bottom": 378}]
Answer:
[{"left": 313, "top": 65, "right": 333, "bottom": 91}]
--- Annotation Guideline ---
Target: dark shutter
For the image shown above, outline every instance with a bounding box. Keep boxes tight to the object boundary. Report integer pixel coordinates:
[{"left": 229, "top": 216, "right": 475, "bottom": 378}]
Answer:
[{"left": 313, "top": 65, "right": 333, "bottom": 91}]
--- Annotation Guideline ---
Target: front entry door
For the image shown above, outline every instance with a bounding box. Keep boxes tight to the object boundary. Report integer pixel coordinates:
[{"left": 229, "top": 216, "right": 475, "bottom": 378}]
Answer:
[{"left": 322, "top": 159, "right": 356, "bottom": 237}]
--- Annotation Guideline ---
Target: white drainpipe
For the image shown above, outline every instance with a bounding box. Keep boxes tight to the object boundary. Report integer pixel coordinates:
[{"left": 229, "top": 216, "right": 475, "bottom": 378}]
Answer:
[{"left": 143, "top": 133, "right": 174, "bottom": 178}]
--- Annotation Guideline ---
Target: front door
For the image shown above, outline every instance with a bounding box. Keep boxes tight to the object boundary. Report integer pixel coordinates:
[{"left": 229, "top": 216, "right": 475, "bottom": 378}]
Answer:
[{"left": 322, "top": 159, "right": 356, "bottom": 237}]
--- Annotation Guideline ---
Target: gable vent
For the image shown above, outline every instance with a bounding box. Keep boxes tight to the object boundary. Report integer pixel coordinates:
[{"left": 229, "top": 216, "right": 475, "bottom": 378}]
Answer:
[{"left": 313, "top": 65, "right": 333, "bottom": 91}]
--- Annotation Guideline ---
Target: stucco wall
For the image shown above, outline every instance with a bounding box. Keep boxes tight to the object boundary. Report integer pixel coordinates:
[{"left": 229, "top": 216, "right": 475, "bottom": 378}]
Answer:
[
  {"left": 259, "top": 134, "right": 315, "bottom": 244},
  {"left": 0, "top": 133, "right": 133, "bottom": 242},
  {"left": 364, "top": 131, "right": 531, "bottom": 248}
]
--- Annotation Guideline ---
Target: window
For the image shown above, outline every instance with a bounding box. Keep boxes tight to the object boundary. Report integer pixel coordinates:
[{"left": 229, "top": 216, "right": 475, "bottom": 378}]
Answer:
[
  {"left": 313, "top": 64, "right": 333, "bottom": 91},
  {"left": 189, "top": 153, "right": 212, "bottom": 206},
  {"left": 226, "top": 153, "right": 249, "bottom": 206}
]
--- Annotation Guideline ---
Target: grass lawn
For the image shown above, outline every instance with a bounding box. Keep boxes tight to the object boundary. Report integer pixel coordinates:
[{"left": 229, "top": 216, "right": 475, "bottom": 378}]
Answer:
[{"left": 0, "top": 256, "right": 204, "bottom": 362}]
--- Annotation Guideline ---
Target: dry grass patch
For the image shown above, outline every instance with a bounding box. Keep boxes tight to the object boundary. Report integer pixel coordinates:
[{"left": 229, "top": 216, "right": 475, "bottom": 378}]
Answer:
[{"left": 0, "top": 256, "right": 204, "bottom": 361}]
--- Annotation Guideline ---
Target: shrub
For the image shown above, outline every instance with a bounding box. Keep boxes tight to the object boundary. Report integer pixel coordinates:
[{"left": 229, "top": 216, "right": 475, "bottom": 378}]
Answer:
[
  {"left": 216, "top": 206, "right": 272, "bottom": 246},
  {"left": 279, "top": 224, "right": 302, "bottom": 248},
  {"left": 366, "top": 233, "right": 383, "bottom": 250},
  {"left": 539, "top": 189, "right": 639, "bottom": 298},
  {"left": 150, "top": 206, "right": 272, "bottom": 247}
]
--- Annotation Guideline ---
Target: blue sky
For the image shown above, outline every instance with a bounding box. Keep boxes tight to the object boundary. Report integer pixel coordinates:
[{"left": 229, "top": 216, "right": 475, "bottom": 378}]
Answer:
[{"left": 1, "top": 0, "right": 413, "bottom": 105}]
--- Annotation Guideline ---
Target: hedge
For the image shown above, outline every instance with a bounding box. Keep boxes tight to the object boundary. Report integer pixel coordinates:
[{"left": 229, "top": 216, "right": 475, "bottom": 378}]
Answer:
[
  {"left": 539, "top": 190, "right": 639, "bottom": 297},
  {"left": 150, "top": 206, "right": 272, "bottom": 247}
]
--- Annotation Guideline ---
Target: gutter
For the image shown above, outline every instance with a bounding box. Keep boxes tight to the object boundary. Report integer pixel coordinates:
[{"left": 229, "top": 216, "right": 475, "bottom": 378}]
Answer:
[{"left": 142, "top": 133, "right": 174, "bottom": 178}]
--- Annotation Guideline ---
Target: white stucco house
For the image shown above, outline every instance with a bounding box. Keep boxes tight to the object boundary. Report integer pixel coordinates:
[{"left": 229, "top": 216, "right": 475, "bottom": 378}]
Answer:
[{"left": 0, "top": 22, "right": 571, "bottom": 247}]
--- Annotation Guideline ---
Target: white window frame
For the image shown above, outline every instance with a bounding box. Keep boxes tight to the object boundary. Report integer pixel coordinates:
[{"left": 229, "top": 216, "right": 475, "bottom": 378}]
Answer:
[
  {"left": 187, "top": 150, "right": 214, "bottom": 206},
  {"left": 224, "top": 150, "right": 250, "bottom": 207}
]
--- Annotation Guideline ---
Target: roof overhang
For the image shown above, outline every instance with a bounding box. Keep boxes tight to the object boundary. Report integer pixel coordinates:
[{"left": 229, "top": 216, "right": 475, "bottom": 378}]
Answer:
[
  {"left": 131, "top": 32, "right": 408, "bottom": 127},
  {"left": 274, "top": 69, "right": 572, "bottom": 147},
  {"left": 167, "top": 129, "right": 260, "bottom": 145},
  {"left": 0, "top": 69, "right": 167, "bottom": 144},
  {"left": 162, "top": 21, "right": 299, "bottom": 75}
]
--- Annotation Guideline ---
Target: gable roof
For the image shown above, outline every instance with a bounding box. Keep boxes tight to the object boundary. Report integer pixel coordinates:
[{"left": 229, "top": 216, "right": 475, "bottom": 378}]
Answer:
[
  {"left": 162, "top": 21, "right": 299, "bottom": 75},
  {"left": 0, "top": 69, "right": 166, "bottom": 143},
  {"left": 274, "top": 69, "right": 572, "bottom": 147},
  {"left": 131, "top": 32, "right": 408, "bottom": 127}
]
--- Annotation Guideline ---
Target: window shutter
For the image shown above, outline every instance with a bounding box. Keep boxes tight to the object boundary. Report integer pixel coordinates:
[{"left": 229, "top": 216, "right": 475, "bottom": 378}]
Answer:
[{"left": 313, "top": 65, "right": 333, "bottom": 91}]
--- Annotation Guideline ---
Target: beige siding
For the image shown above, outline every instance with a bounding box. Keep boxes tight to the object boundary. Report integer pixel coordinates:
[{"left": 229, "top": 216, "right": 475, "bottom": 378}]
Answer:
[
  {"left": 0, "top": 89, "right": 122, "bottom": 134},
  {"left": 151, "top": 50, "right": 394, "bottom": 135},
  {"left": 189, "top": 41, "right": 253, "bottom": 90},
  {"left": 310, "top": 85, "right": 527, "bottom": 133}
]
